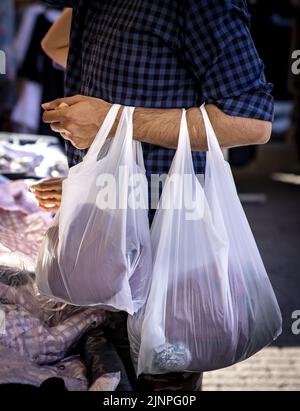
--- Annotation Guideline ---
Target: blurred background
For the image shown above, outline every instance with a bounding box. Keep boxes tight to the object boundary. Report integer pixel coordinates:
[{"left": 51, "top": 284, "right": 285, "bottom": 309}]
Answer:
[{"left": 0, "top": 0, "right": 299, "bottom": 391}]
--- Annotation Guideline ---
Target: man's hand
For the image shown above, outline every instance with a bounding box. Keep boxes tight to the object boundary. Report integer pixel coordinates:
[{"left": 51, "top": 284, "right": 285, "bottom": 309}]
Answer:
[
  {"left": 30, "top": 178, "right": 64, "bottom": 212},
  {"left": 42, "top": 95, "right": 112, "bottom": 149}
]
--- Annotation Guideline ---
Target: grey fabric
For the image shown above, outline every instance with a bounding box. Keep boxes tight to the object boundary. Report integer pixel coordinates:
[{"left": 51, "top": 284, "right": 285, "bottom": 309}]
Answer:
[{"left": 0, "top": 345, "right": 88, "bottom": 390}]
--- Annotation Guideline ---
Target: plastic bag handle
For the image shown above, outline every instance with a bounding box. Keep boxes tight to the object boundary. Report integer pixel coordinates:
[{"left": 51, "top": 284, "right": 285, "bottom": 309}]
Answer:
[
  {"left": 133, "top": 140, "right": 146, "bottom": 172},
  {"left": 84, "top": 103, "right": 122, "bottom": 162},
  {"left": 112, "top": 106, "right": 146, "bottom": 172},
  {"left": 178, "top": 109, "right": 191, "bottom": 153},
  {"left": 200, "top": 103, "right": 224, "bottom": 161},
  {"left": 116, "top": 105, "right": 135, "bottom": 154},
  {"left": 172, "top": 109, "right": 194, "bottom": 170}
]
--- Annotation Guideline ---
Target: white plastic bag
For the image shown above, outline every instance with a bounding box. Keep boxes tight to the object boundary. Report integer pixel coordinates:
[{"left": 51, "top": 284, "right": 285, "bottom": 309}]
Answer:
[
  {"left": 128, "top": 105, "right": 282, "bottom": 375},
  {"left": 36, "top": 105, "right": 152, "bottom": 314}
]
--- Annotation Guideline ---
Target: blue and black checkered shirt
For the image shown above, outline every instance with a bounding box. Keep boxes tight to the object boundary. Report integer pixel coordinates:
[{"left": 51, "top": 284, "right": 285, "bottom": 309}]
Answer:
[{"left": 46, "top": 0, "right": 274, "bottom": 221}]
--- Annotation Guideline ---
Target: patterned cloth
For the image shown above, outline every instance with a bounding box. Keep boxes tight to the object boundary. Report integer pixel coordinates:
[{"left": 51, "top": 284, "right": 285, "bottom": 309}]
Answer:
[
  {"left": 0, "top": 210, "right": 48, "bottom": 260},
  {"left": 0, "top": 343, "right": 121, "bottom": 390},
  {"left": 0, "top": 280, "right": 107, "bottom": 364},
  {"left": 44, "top": 0, "right": 274, "bottom": 222},
  {"left": 0, "top": 346, "right": 89, "bottom": 391},
  {"left": 0, "top": 179, "right": 52, "bottom": 264},
  {"left": 0, "top": 266, "right": 121, "bottom": 390}
]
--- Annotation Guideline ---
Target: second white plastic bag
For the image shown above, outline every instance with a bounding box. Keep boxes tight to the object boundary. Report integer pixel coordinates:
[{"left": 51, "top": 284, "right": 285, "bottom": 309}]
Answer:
[
  {"left": 36, "top": 105, "right": 152, "bottom": 314},
  {"left": 128, "top": 106, "right": 282, "bottom": 375}
]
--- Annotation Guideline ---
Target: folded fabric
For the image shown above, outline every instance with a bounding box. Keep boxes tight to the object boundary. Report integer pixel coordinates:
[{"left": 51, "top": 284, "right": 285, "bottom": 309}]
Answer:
[
  {"left": 89, "top": 373, "right": 121, "bottom": 391},
  {"left": 0, "top": 345, "right": 88, "bottom": 391},
  {"left": 0, "top": 178, "right": 52, "bottom": 266},
  {"left": 0, "top": 266, "right": 107, "bottom": 364},
  {"left": 0, "top": 211, "right": 49, "bottom": 261},
  {"left": 0, "top": 265, "right": 122, "bottom": 391}
]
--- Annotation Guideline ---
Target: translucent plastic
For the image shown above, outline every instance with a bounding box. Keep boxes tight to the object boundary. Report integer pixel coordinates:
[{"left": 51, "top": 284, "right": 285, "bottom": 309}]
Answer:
[
  {"left": 128, "top": 105, "right": 282, "bottom": 375},
  {"left": 36, "top": 105, "right": 152, "bottom": 314}
]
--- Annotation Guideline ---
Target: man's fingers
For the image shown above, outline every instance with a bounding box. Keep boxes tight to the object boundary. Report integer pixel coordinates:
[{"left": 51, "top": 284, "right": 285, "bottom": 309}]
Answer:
[
  {"left": 30, "top": 178, "right": 63, "bottom": 192},
  {"left": 31, "top": 177, "right": 63, "bottom": 212},
  {"left": 68, "top": 136, "right": 91, "bottom": 149},
  {"left": 34, "top": 188, "right": 62, "bottom": 198},
  {"left": 38, "top": 202, "right": 60, "bottom": 212},
  {"left": 50, "top": 122, "right": 66, "bottom": 133},
  {"left": 43, "top": 109, "right": 67, "bottom": 123},
  {"left": 60, "top": 131, "right": 73, "bottom": 141},
  {"left": 31, "top": 183, "right": 60, "bottom": 190},
  {"left": 41, "top": 99, "right": 62, "bottom": 110},
  {"left": 43, "top": 113, "right": 74, "bottom": 139},
  {"left": 37, "top": 197, "right": 61, "bottom": 207},
  {"left": 49, "top": 123, "right": 74, "bottom": 137},
  {"left": 38, "top": 198, "right": 61, "bottom": 206},
  {"left": 30, "top": 177, "right": 63, "bottom": 186},
  {"left": 42, "top": 95, "right": 83, "bottom": 110},
  {"left": 34, "top": 191, "right": 62, "bottom": 201}
]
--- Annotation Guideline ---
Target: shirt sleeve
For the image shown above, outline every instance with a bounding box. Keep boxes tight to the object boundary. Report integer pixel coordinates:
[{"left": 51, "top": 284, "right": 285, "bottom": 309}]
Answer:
[{"left": 182, "top": 0, "right": 274, "bottom": 122}]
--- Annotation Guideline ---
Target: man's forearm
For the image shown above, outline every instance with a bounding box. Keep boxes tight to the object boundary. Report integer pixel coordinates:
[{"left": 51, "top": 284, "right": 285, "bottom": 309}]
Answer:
[
  {"left": 42, "top": 96, "right": 272, "bottom": 151},
  {"left": 41, "top": 8, "right": 72, "bottom": 68},
  {"left": 127, "top": 104, "right": 272, "bottom": 151}
]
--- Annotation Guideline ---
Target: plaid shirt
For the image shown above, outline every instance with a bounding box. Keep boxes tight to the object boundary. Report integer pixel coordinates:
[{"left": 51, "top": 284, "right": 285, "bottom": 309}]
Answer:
[{"left": 45, "top": 0, "right": 274, "bottom": 221}]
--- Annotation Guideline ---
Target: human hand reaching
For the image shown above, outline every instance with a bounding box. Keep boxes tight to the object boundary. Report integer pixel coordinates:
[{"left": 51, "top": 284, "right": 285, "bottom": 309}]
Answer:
[{"left": 30, "top": 177, "right": 64, "bottom": 212}]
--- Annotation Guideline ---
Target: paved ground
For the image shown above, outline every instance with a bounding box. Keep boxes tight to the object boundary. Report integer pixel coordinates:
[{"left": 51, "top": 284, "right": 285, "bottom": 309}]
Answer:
[
  {"left": 203, "top": 347, "right": 300, "bottom": 391},
  {"left": 202, "top": 142, "right": 300, "bottom": 391}
]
